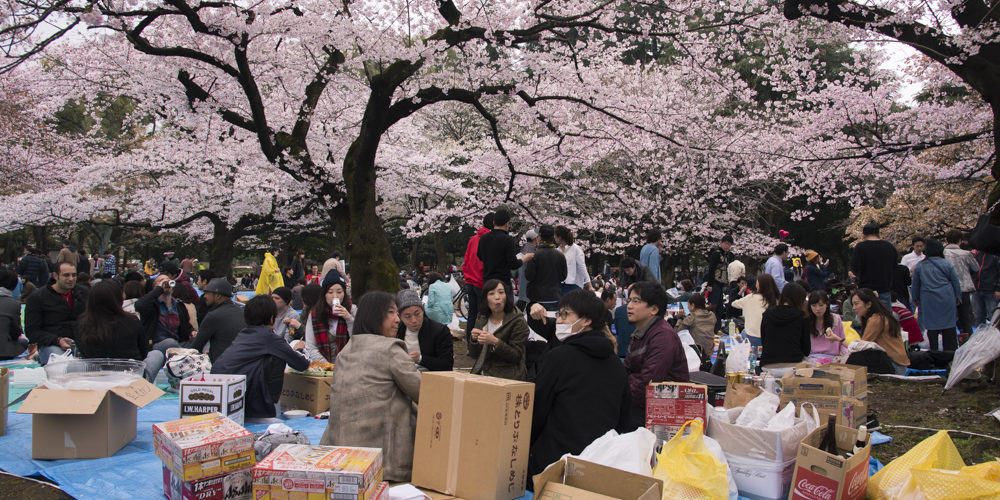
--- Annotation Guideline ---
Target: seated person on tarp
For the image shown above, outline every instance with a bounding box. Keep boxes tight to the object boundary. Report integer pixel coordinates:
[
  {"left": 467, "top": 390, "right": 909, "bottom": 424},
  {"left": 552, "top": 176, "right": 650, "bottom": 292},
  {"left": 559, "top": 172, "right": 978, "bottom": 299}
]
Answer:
[
  {"left": 211, "top": 295, "right": 309, "bottom": 419},
  {"left": 395, "top": 289, "right": 454, "bottom": 371},
  {"left": 846, "top": 288, "right": 911, "bottom": 375},
  {"left": 528, "top": 290, "right": 630, "bottom": 485},
  {"left": 320, "top": 292, "right": 422, "bottom": 482},
  {"left": 77, "top": 280, "right": 165, "bottom": 382},
  {"left": 674, "top": 294, "right": 716, "bottom": 362},
  {"left": 759, "top": 283, "right": 812, "bottom": 370}
]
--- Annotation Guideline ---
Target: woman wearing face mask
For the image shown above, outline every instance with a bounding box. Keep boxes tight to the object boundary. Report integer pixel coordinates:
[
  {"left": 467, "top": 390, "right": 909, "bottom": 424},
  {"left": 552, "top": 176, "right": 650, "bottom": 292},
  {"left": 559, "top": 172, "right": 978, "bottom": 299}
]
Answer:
[
  {"left": 297, "top": 270, "right": 356, "bottom": 362},
  {"left": 527, "top": 289, "right": 630, "bottom": 486},
  {"left": 470, "top": 279, "right": 528, "bottom": 380}
]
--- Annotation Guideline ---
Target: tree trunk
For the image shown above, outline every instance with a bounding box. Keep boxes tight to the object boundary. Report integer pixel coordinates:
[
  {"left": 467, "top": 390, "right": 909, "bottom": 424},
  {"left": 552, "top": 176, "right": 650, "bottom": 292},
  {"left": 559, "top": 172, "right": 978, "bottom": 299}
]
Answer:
[
  {"left": 662, "top": 254, "right": 676, "bottom": 287},
  {"left": 987, "top": 105, "right": 1000, "bottom": 223},
  {"left": 341, "top": 86, "right": 400, "bottom": 298},
  {"left": 209, "top": 232, "right": 237, "bottom": 280},
  {"left": 31, "top": 225, "right": 46, "bottom": 251},
  {"left": 434, "top": 231, "right": 448, "bottom": 272},
  {"left": 408, "top": 238, "right": 420, "bottom": 272}
]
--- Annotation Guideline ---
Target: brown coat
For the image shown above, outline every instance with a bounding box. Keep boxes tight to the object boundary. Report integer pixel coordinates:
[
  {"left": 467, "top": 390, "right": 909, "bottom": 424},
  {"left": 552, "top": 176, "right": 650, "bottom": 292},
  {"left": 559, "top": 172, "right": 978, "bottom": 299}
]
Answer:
[
  {"left": 319, "top": 334, "right": 422, "bottom": 481},
  {"left": 472, "top": 309, "right": 528, "bottom": 381}
]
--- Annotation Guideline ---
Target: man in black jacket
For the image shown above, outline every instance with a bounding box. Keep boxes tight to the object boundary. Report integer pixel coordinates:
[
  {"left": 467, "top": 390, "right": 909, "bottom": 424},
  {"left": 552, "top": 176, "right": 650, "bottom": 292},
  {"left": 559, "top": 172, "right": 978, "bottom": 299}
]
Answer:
[
  {"left": 188, "top": 278, "right": 247, "bottom": 363},
  {"left": 24, "top": 262, "right": 88, "bottom": 365},
  {"left": 17, "top": 247, "right": 50, "bottom": 288},
  {"left": 477, "top": 207, "right": 534, "bottom": 302},
  {"left": 135, "top": 274, "right": 194, "bottom": 353},
  {"left": 619, "top": 257, "right": 657, "bottom": 291},
  {"left": 525, "top": 225, "right": 567, "bottom": 306},
  {"left": 195, "top": 269, "right": 217, "bottom": 324},
  {"left": 395, "top": 289, "right": 454, "bottom": 371},
  {"left": 705, "top": 234, "right": 734, "bottom": 331},
  {"left": 528, "top": 290, "right": 630, "bottom": 486}
]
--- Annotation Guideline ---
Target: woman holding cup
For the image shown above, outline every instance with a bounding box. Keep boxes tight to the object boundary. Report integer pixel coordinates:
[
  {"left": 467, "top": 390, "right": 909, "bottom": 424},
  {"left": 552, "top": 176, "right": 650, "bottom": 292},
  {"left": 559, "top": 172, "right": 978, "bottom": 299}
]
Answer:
[{"left": 296, "top": 269, "right": 356, "bottom": 362}]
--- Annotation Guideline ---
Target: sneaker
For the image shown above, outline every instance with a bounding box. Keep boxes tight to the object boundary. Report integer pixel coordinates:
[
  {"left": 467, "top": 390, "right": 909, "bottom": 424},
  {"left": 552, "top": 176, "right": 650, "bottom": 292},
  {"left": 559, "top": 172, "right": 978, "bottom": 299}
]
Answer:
[{"left": 866, "top": 414, "right": 880, "bottom": 431}]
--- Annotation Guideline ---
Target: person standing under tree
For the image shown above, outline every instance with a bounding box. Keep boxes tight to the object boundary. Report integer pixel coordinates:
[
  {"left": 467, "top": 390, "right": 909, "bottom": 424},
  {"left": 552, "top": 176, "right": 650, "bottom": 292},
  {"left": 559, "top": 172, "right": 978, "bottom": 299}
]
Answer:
[
  {"left": 706, "top": 234, "right": 734, "bottom": 332},
  {"left": 849, "top": 222, "right": 898, "bottom": 310},
  {"left": 639, "top": 229, "right": 664, "bottom": 285}
]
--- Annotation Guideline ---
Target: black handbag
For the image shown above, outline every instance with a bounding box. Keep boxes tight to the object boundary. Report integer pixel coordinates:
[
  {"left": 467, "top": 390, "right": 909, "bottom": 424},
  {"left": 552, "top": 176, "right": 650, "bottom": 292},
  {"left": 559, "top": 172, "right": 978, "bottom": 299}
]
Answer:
[{"left": 969, "top": 213, "right": 1000, "bottom": 255}]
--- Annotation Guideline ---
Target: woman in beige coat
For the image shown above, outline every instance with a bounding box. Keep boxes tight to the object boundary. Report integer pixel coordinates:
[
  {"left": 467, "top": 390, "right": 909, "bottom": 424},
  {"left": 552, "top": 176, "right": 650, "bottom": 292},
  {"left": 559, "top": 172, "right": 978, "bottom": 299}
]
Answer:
[
  {"left": 320, "top": 291, "right": 422, "bottom": 481},
  {"left": 470, "top": 279, "right": 528, "bottom": 381}
]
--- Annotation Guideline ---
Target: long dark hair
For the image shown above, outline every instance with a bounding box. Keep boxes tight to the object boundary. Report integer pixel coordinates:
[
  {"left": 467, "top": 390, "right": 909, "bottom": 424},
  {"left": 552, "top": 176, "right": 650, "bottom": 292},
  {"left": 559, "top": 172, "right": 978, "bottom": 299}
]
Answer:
[
  {"left": 854, "top": 288, "right": 901, "bottom": 338},
  {"left": 806, "top": 290, "right": 834, "bottom": 337},
  {"left": 352, "top": 291, "right": 396, "bottom": 336},
  {"left": 479, "top": 279, "right": 514, "bottom": 317},
  {"left": 312, "top": 282, "right": 352, "bottom": 326},
  {"left": 78, "top": 281, "right": 130, "bottom": 351},
  {"left": 779, "top": 282, "right": 808, "bottom": 316},
  {"left": 756, "top": 273, "right": 780, "bottom": 308}
]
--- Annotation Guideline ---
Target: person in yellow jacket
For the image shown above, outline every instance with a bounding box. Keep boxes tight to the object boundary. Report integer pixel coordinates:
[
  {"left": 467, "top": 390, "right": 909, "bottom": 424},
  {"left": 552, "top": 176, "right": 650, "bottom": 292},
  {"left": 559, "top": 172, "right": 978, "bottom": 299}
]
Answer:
[
  {"left": 255, "top": 249, "right": 284, "bottom": 296},
  {"left": 144, "top": 257, "right": 157, "bottom": 276}
]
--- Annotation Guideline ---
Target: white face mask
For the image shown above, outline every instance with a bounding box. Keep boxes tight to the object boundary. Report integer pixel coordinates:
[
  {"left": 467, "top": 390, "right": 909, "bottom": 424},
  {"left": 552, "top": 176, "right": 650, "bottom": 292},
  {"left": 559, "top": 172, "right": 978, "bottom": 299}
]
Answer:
[{"left": 555, "top": 319, "right": 583, "bottom": 341}]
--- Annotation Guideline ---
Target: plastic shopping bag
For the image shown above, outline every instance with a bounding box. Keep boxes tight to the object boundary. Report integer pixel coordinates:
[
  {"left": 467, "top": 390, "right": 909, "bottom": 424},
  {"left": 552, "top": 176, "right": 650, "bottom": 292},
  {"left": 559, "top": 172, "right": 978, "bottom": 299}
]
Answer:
[
  {"left": 574, "top": 427, "right": 657, "bottom": 476},
  {"left": 652, "top": 420, "right": 729, "bottom": 500},
  {"left": 765, "top": 402, "right": 796, "bottom": 431},
  {"left": 799, "top": 402, "right": 821, "bottom": 433},
  {"left": 726, "top": 340, "right": 751, "bottom": 374},
  {"left": 868, "top": 430, "right": 1000, "bottom": 500},
  {"left": 945, "top": 324, "right": 1000, "bottom": 390},
  {"left": 702, "top": 434, "right": 739, "bottom": 500},
  {"left": 734, "top": 390, "right": 779, "bottom": 428},
  {"left": 843, "top": 321, "right": 860, "bottom": 344}
]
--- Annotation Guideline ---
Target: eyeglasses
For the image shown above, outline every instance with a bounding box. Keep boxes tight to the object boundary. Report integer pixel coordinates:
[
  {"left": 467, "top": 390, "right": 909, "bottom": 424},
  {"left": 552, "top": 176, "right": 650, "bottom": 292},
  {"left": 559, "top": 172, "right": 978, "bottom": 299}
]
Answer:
[{"left": 627, "top": 298, "right": 646, "bottom": 304}]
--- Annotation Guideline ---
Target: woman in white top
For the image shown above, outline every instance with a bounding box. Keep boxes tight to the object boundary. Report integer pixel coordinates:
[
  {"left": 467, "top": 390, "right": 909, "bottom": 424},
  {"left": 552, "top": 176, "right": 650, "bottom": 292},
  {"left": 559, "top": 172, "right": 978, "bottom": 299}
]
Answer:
[
  {"left": 292, "top": 270, "right": 357, "bottom": 362},
  {"left": 732, "top": 273, "right": 780, "bottom": 347},
  {"left": 555, "top": 226, "right": 590, "bottom": 294}
]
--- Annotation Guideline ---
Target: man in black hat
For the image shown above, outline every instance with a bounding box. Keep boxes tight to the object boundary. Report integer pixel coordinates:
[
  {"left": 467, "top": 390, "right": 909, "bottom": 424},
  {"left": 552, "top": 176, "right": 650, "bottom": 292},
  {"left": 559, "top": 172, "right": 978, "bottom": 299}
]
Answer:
[{"left": 187, "top": 278, "right": 247, "bottom": 362}]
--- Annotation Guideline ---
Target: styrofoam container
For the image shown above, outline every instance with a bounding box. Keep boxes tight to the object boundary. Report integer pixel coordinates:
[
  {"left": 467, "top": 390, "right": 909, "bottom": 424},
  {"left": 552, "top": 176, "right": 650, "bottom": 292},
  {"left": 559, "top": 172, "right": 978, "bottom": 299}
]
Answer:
[{"left": 724, "top": 453, "right": 796, "bottom": 500}]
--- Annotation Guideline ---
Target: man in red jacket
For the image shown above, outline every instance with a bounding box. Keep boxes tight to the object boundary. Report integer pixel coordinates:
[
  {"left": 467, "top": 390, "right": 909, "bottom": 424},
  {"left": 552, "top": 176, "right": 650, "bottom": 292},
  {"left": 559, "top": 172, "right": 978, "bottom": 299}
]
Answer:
[
  {"left": 623, "top": 281, "right": 690, "bottom": 430},
  {"left": 462, "top": 212, "right": 493, "bottom": 357}
]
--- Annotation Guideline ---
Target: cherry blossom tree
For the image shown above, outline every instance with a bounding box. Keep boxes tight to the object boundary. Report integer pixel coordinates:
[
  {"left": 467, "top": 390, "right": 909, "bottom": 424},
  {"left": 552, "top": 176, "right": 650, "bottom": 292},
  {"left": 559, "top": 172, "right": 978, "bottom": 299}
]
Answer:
[{"left": 2, "top": 0, "right": 991, "bottom": 295}]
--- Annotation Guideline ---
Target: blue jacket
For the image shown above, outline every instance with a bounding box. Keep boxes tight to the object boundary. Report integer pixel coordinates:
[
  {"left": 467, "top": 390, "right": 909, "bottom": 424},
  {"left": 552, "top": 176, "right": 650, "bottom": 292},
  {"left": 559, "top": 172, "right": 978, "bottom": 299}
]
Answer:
[
  {"left": 805, "top": 263, "right": 829, "bottom": 291},
  {"left": 912, "top": 257, "right": 961, "bottom": 331},
  {"left": 425, "top": 280, "right": 453, "bottom": 326},
  {"left": 640, "top": 243, "right": 662, "bottom": 282},
  {"left": 211, "top": 325, "right": 309, "bottom": 418}
]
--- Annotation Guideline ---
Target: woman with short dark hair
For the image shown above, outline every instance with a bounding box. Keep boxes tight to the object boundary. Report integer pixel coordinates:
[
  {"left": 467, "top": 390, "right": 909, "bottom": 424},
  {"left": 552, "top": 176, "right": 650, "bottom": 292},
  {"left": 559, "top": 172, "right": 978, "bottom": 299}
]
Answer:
[
  {"left": 320, "top": 291, "right": 422, "bottom": 482},
  {"left": 470, "top": 279, "right": 528, "bottom": 380},
  {"left": 529, "top": 290, "right": 629, "bottom": 481},
  {"left": 77, "top": 280, "right": 164, "bottom": 381}
]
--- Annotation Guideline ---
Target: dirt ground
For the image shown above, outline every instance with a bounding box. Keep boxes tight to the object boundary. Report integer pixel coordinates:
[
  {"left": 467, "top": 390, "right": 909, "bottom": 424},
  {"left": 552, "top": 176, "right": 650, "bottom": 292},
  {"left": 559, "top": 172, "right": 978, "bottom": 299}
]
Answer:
[{"left": 866, "top": 375, "right": 1000, "bottom": 464}]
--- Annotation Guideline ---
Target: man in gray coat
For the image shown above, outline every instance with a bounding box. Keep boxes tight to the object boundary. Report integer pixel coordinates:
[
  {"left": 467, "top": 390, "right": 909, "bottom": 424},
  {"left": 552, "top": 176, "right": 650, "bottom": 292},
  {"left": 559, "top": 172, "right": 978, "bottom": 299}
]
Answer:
[
  {"left": 943, "top": 229, "right": 979, "bottom": 336},
  {"left": 187, "top": 278, "right": 247, "bottom": 363}
]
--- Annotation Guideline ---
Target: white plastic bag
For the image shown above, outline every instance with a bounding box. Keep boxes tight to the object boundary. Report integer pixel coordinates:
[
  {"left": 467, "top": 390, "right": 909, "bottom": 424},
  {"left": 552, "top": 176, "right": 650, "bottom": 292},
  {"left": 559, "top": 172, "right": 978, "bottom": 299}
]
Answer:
[
  {"left": 734, "top": 391, "right": 779, "bottom": 428},
  {"left": 945, "top": 324, "right": 1000, "bottom": 390},
  {"left": 726, "top": 340, "right": 751, "bottom": 374},
  {"left": 765, "top": 402, "right": 796, "bottom": 431},
  {"left": 800, "top": 402, "right": 821, "bottom": 433},
  {"left": 574, "top": 427, "right": 657, "bottom": 476},
  {"left": 703, "top": 435, "right": 740, "bottom": 500}
]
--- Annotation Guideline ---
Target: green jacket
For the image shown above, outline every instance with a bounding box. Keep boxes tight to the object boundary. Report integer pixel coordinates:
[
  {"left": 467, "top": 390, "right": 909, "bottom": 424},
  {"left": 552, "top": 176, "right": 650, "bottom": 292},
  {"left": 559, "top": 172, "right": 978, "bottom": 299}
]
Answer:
[{"left": 472, "top": 309, "right": 528, "bottom": 381}]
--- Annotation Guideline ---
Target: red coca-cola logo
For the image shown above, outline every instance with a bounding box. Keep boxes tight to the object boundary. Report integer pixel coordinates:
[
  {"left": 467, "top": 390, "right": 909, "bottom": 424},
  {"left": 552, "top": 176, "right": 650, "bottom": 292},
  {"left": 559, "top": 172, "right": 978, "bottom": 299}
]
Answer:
[
  {"left": 845, "top": 463, "right": 868, "bottom": 499},
  {"left": 792, "top": 469, "right": 837, "bottom": 500}
]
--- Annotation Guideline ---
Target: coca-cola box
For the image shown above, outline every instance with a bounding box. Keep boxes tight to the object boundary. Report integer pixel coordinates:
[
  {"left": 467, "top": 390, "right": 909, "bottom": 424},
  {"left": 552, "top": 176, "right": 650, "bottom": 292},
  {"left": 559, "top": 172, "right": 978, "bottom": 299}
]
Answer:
[{"left": 788, "top": 424, "right": 870, "bottom": 500}]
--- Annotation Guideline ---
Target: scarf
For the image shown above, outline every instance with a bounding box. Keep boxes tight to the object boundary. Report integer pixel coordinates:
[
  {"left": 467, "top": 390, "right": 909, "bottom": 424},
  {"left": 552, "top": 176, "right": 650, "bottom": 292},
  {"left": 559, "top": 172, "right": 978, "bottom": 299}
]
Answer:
[{"left": 312, "top": 308, "right": 350, "bottom": 362}]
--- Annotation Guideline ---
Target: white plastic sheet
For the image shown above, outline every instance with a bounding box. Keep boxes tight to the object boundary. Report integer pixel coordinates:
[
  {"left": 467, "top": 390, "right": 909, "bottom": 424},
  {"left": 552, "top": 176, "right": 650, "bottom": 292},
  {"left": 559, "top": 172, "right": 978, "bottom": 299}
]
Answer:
[
  {"left": 734, "top": 391, "right": 779, "bottom": 428},
  {"left": 945, "top": 324, "right": 1000, "bottom": 390},
  {"left": 726, "top": 340, "right": 751, "bottom": 374}
]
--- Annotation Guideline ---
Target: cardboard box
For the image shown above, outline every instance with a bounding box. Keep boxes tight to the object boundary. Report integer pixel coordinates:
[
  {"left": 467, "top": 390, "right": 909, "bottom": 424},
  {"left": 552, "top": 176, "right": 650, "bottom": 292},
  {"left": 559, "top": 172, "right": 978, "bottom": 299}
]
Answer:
[
  {"left": 162, "top": 466, "right": 252, "bottom": 500},
  {"left": 532, "top": 457, "right": 662, "bottom": 500},
  {"left": 706, "top": 407, "right": 810, "bottom": 462},
  {"left": 788, "top": 424, "right": 871, "bottom": 500},
  {"left": 181, "top": 374, "right": 247, "bottom": 425},
  {"left": 538, "top": 482, "right": 621, "bottom": 500},
  {"left": 0, "top": 367, "right": 8, "bottom": 437},
  {"left": 17, "top": 378, "right": 163, "bottom": 459},
  {"left": 412, "top": 371, "right": 534, "bottom": 500},
  {"left": 778, "top": 394, "right": 865, "bottom": 429},
  {"left": 153, "top": 412, "right": 255, "bottom": 482},
  {"left": 784, "top": 365, "right": 867, "bottom": 399},
  {"left": 278, "top": 371, "right": 332, "bottom": 415},
  {"left": 724, "top": 454, "right": 795, "bottom": 500},
  {"left": 251, "top": 444, "right": 383, "bottom": 500},
  {"left": 645, "top": 382, "right": 707, "bottom": 442}
]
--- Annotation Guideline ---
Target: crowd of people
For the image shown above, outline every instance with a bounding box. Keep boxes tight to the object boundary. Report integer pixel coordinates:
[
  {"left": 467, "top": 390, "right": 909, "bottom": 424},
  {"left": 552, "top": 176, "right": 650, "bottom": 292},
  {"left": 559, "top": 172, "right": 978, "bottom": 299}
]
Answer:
[{"left": 0, "top": 213, "right": 995, "bottom": 484}]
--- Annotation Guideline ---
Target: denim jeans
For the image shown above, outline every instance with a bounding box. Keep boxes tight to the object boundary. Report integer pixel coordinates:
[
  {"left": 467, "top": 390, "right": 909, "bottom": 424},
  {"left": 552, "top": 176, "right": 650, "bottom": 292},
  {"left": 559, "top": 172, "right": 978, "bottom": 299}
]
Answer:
[
  {"left": 877, "top": 291, "right": 892, "bottom": 311},
  {"left": 143, "top": 350, "right": 166, "bottom": 382},
  {"left": 972, "top": 291, "right": 998, "bottom": 327},
  {"left": 152, "top": 338, "right": 181, "bottom": 354}
]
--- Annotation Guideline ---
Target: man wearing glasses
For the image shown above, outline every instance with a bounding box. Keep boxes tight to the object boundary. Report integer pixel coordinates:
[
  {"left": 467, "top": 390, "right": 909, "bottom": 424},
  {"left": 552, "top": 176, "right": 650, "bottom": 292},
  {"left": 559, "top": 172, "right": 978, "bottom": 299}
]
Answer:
[{"left": 623, "top": 281, "right": 689, "bottom": 429}]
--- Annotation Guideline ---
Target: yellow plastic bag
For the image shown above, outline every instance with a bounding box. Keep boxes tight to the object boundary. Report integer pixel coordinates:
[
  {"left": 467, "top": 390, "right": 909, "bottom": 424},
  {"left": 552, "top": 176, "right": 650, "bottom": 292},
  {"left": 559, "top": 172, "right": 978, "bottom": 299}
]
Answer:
[
  {"left": 868, "top": 430, "right": 1000, "bottom": 500},
  {"left": 651, "top": 420, "right": 728, "bottom": 500},
  {"left": 843, "top": 321, "right": 860, "bottom": 344}
]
